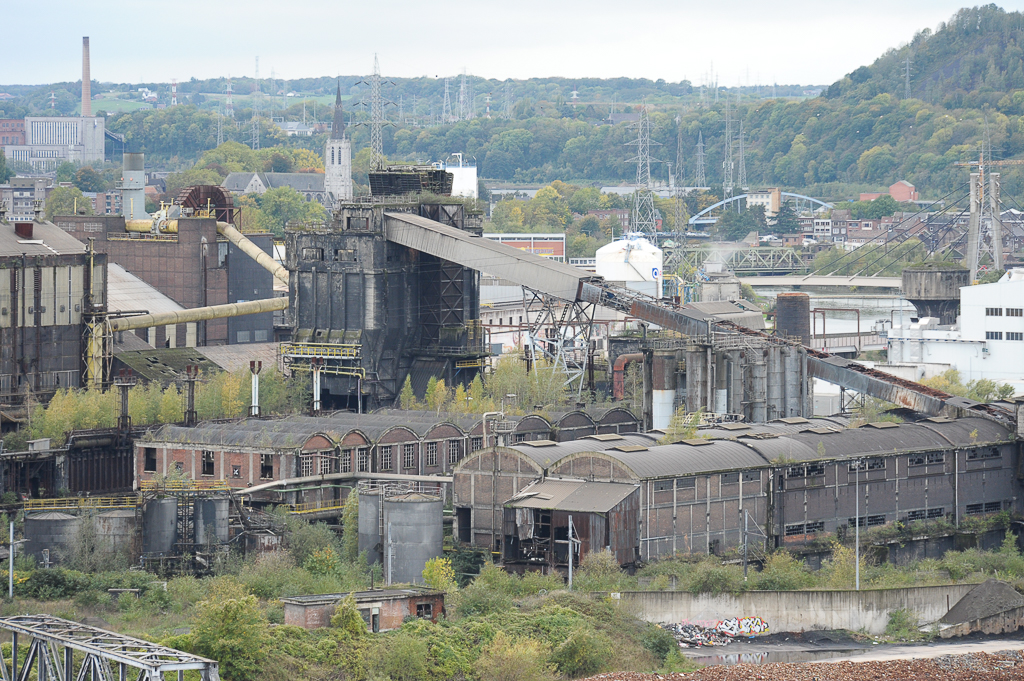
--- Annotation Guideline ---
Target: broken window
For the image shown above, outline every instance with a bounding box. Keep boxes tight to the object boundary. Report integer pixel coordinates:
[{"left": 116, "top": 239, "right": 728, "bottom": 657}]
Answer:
[
  {"left": 260, "top": 454, "right": 274, "bottom": 480},
  {"left": 201, "top": 451, "right": 215, "bottom": 476},
  {"left": 144, "top": 447, "right": 157, "bottom": 473}
]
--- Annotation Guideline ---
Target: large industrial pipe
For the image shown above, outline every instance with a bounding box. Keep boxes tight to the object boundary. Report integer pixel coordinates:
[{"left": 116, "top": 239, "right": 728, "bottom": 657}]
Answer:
[
  {"left": 216, "top": 222, "right": 288, "bottom": 287},
  {"left": 108, "top": 297, "right": 288, "bottom": 333},
  {"left": 612, "top": 353, "right": 644, "bottom": 401}
]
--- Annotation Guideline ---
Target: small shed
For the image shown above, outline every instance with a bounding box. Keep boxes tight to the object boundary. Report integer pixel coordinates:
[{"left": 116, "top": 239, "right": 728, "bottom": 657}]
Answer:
[
  {"left": 281, "top": 587, "right": 445, "bottom": 631},
  {"left": 502, "top": 478, "right": 640, "bottom": 572}
]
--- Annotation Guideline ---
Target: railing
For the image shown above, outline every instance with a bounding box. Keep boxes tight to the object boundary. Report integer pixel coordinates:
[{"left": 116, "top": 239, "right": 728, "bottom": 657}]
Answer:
[
  {"left": 455, "top": 359, "right": 484, "bottom": 368},
  {"left": 23, "top": 497, "right": 138, "bottom": 511},
  {"left": 139, "top": 480, "right": 230, "bottom": 492},
  {"left": 281, "top": 342, "right": 361, "bottom": 358},
  {"left": 290, "top": 499, "right": 348, "bottom": 514}
]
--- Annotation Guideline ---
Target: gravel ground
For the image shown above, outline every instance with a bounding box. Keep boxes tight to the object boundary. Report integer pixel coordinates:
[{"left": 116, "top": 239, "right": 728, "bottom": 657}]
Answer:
[{"left": 582, "top": 649, "right": 1024, "bottom": 680}]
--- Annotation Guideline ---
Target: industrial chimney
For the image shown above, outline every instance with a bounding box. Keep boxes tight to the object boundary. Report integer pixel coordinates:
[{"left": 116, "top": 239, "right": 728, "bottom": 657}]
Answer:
[{"left": 81, "top": 37, "right": 92, "bottom": 117}]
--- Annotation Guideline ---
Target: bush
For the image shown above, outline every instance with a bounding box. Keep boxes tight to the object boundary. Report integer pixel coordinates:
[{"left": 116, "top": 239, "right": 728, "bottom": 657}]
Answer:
[
  {"left": 549, "top": 626, "right": 613, "bottom": 678},
  {"left": 885, "top": 607, "right": 927, "bottom": 641},
  {"left": 376, "top": 633, "right": 429, "bottom": 681},
  {"left": 286, "top": 519, "right": 339, "bottom": 567},
  {"left": 571, "top": 549, "right": 630, "bottom": 592},
  {"left": 684, "top": 557, "right": 745, "bottom": 595},
  {"left": 474, "top": 632, "right": 555, "bottom": 681},
  {"left": 753, "top": 551, "right": 814, "bottom": 591},
  {"left": 190, "top": 581, "right": 269, "bottom": 681}
]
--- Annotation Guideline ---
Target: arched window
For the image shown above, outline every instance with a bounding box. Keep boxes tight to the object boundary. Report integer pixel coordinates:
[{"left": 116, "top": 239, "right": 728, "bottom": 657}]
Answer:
[{"left": 331, "top": 148, "right": 335, "bottom": 164}]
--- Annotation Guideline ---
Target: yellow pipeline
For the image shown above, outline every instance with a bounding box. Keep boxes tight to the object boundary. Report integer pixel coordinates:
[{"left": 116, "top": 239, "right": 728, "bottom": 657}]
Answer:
[
  {"left": 108, "top": 297, "right": 288, "bottom": 333},
  {"left": 216, "top": 221, "right": 288, "bottom": 286}
]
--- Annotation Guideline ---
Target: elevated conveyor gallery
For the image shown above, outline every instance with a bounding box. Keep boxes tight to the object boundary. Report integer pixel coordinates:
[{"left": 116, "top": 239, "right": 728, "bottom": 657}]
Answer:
[{"left": 382, "top": 211, "right": 1010, "bottom": 422}]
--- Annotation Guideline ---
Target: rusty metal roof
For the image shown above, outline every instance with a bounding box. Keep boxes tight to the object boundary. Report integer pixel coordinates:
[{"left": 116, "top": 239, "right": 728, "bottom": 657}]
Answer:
[{"left": 507, "top": 479, "right": 638, "bottom": 513}]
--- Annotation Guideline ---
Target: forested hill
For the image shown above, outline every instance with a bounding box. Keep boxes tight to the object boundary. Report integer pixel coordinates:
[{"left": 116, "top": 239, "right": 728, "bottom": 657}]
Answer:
[
  {"left": 824, "top": 5, "right": 1024, "bottom": 109},
  {"left": 5, "top": 7, "right": 1024, "bottom": 203}
]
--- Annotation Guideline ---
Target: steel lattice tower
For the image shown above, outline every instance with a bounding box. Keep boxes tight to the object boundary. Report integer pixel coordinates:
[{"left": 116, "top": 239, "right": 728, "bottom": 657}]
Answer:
[
  {"left": 225, "top": 78, "right": 233, "bottom": 119},
  {"left": 674, "top": 114, "right": 686, "bottom": 229},
  {"left": 369, "top": 55, "right": 385, "bottom": 171},
  {"left": 695, "top": 132, "right": 706, "bottom": 188},
  {"left": 722, "top": 100, "right": 734, "bottom": 199},
  {"left": 251, "top": 57, "right": 261, "bottom": 150},
  {"left": 503, "top": 80, "right": 513, "bottom": 119},
  {"left": 738, "top": 121, "right": 747, "bottom": 189},
  {"left": 626, "top": 100, "right": 658, "bottom": 237},
  {"left": 458, "top": 71, "right": 468, "bottom": 121},
  {"left": 443, "top": 77, "right": 453, "bottom": 123}
]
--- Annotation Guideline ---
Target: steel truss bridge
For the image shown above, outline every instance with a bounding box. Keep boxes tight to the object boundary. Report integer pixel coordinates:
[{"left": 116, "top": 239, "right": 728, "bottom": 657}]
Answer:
[
  {"left": 0, "top": 615, "right": 219, "bottom": 681},
  {"left": 664, "top": 245, "right": 808, "bottom": 275}
]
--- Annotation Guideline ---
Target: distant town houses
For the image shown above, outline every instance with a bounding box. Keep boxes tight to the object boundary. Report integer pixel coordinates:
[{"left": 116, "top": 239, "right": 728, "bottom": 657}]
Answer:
[{"left": 222, "top": 172, "right": 328, "bottom": 205}]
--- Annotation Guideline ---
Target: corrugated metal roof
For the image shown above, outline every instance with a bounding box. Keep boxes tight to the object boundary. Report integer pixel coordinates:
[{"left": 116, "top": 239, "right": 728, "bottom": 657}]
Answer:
[
  {"left": 196, "top": 343, "right": 280, "bottom": 373},
  {"left": 507, "top": 479, "right": 637, "bottom": 513},
  {"left": 385, "top": 212, "right": 595, "bottom": 301},
  {"left": 0, "top": 220, "right": 87, "bottom": 257},
  {"left": 508, "top": 433, "right": 659, "bottom": 469},
  {"left": 107, "top": 264, "right": 184, "bottom": 316},
  {"left": 600, "top": 439, "right": 771, "bottom": 478}
]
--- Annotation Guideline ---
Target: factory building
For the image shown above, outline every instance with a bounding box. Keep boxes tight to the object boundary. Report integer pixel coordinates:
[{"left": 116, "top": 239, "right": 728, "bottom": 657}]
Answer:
[
  {"left": 453, "top": 414, "right": 1018, "bottom": 570},
  {"left": 54, "top": 209, "right": 273, "bottom": 348},
  {"left": 133, "top": 408, "right": 641, "bottom": 509},
  {"left": 2, "top": 116, "right": 106, "bottom": 169},
  {"left": 0, "top": 213, "right": 106, "bottom": 408}
]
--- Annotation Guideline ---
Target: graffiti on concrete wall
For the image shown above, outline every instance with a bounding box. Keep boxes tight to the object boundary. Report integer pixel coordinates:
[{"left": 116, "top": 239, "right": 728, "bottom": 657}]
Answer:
[
  {"left": 664, "top": 616, "right": 770, "bottom": 647},
  {"left": 714, "top": 616, "right": 769, "bottom": 637}
]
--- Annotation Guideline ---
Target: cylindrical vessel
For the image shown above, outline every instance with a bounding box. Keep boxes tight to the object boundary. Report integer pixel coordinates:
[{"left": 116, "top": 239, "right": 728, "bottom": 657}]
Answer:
[
  {"left": 775, "top": 292, "right": 811, "bottom": 344},
  {"left": 382, "top": 493, "right": 443, "bottom": 585},
  {"left": 92, "top": 509, "right": 137, "bottom": 554},
  {"left": 194, "top": 497, "right": 229, "bottom": 545},
  {"left": 23, "top": 512, "right": 81, "bottom": 564},
  {"left": 142, "top": 498, "right": 178, "bottom": 555},
  {"left": 357, "top": 489, "right": 382, "bottom": 565}
]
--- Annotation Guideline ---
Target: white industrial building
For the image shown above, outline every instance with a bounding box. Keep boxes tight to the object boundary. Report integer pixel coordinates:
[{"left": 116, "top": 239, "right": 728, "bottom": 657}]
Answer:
[
  {"left": 3, "top": 117, "right": 105, "bottom": 169},
  {"left": 887, "top": 268, "right": 1024, "bottom": 390}
]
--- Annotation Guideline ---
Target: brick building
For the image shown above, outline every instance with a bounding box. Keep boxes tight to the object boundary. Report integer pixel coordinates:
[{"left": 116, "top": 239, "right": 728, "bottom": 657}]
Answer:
[
  {"left": 282, "top": 588, "right": 445, "bottom": 631},
  {"left": 0, "top": 119, "right": 25, "bottom": 146}
]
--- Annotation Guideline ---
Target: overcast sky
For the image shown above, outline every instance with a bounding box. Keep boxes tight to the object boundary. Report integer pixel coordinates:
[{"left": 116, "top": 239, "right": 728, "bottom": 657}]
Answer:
[{"left": 3, "top": 1, "right": 991, "bottom": 87}]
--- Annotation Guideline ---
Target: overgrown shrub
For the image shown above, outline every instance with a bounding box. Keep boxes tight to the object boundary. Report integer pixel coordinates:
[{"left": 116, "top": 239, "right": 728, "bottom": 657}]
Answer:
[
  {"left": 549, "top": 626, "right": 613, "bottom": 678},
  {"left": 684, "top": 557, "right": 745, "bottom": 595},
  {"left": 474, "top": 632, "right": 555, "bottom": 681},
  {"left": 753, "top": 551, "right": 814, "bottom": 591}
]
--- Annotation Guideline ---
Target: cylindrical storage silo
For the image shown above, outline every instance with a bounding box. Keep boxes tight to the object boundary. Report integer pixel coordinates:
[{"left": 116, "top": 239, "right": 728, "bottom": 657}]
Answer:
[
  {"left": 651, "top": 351, "right": 676, "bottom": 431},
  {"left": 357, "top": 489, "right": 382, "bottom": 565},
  {"left": 23, "top": 512, "right": 81, "bottom": 565},
  {"left": 382, "top": 493, "right": 443, "bottom": 585},
  {"left": 595, "top": 236, "right": 663, "bottom": 298},
  {"left": 775, "top": 292, "right": 811, "bottom": 344},
  {"left": 194, "top": 497, "right": 229, "bottom": 545},
  {"left": 92, "top": 509, "right": 137, "bottom": 556},
  {"left": 142, "top": 498, "right": 178, "bottom": 555}
]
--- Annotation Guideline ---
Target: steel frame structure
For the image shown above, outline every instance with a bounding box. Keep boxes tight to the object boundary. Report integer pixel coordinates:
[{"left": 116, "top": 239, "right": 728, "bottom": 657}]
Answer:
[
  {"left": 522, "top": 288, "right": 596, "bottom": 396},
  {"left": 0, "top": 615, "right": 219, "bottom": 681},
  {"left": 664, "top": 246, "right": 807, "bottom": 275}
]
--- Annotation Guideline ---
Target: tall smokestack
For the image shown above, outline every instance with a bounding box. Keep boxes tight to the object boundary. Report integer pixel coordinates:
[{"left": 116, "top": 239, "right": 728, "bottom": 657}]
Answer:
[{"left": 81, "top": 37, "right": 92, "bottom": 117}]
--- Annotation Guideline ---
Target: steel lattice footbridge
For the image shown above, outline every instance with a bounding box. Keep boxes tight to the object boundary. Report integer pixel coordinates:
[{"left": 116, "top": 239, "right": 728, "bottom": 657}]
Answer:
[{"left": 0, "top": 615, "right": 219, "bottom": 681}]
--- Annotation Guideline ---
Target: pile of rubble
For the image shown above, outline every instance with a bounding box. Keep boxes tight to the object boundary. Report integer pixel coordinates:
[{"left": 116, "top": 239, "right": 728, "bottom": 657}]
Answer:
[
  {"left": 582, "top": 650, "right": 1024, "bottom": 680},
  {"left": 660, "top": 623, "right": 733, "bottom": 647}
]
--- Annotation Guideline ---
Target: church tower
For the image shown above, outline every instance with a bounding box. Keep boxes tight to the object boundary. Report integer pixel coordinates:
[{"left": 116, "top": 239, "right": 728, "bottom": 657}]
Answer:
[{"left": 324, "top": 81, "right": 353, "bottom": 204}]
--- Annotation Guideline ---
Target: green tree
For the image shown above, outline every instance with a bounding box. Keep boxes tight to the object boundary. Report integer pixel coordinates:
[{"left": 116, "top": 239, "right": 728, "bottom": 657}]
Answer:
[
  {"left": 259, "top": 186, "right": 328, "bottom": 236},
  {"left": 190, "top": 582, "right": 269, "bottom": 681},
  {"left": 399, "top": 375, "right": 416, "bottom": 409},
  {"left": 490, "top": 199, "right": 525, "bottom": 232},
  {"left": 340, "top": 490, "right": 359, "bottom": 564},
  {"left": 73, "top": 167, "right": 106, "bottom": 192},
  {"left": 0, "top": 154, "right": 16, "bottom": 183},
  {"left": 771, "top": 203, "right": 800, "bottom": 234},
  {"left": 45, "top": 186, "right": 93, "bottom": 220}
]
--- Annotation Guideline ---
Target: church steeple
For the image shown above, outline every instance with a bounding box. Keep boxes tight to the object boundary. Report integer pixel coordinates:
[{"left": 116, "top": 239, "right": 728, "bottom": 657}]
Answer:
[{"left": 331, "top": 80, "right": 346, "bottom": 140}]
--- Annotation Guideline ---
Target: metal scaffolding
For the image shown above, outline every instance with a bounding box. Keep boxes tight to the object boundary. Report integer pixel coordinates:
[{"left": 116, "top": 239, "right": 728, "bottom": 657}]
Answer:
[
  {"left": 522, "top": 288, "right": 596, "bottom": 396},
  {"left": 0, "top": 615, "right": 219, "bottom": 681}
]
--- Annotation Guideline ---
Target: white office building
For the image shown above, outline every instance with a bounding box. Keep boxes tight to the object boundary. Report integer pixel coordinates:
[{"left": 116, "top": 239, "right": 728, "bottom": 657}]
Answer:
[
  {"left": 3, "top": 117, "right": 105, "bottom": 169},
  {"left": 887, "top": 268, "right": 1024, "bottom": 390}
]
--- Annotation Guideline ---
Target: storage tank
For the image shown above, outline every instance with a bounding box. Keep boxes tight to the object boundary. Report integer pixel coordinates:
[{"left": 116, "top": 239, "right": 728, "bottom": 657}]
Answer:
[
  {"left": 23, "top": 512, "right": 81, "bottom": 564},
  {"left": 194, "top": 497, "right": 229, "bottom": 545},
  {"left": 382, "top": 492, "right": 443, "bottom": 585},
  {"left": 775, "top": 292, "right": 811, "bottom": 344},
  {"left": 652, "top": 351, "right": 677, "bottom": 430},
  {"left": 92, "top": 510, "right": 137, "bottom": 554},
  {"left": 142, "top": 498, "right": 178, "bottom": 555},
  {"left": 357, "top": 489, "right": 382, "bottom": 565},
  {"left": 595, "top": 235, "right": 663, "bottom": 298}
]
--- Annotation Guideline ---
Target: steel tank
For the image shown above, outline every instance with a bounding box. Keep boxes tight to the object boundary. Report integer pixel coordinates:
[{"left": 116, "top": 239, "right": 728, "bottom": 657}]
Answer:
[
  {"left": 357, "top": 489, "right": 382, "bottom": 565},
  {"left": 92, "top": 509, "right": 137, "bottom": 554},
  {"left": 382, "top": 492, "right": 443, "bottom": 585},
  {"left": 194, "top": 497, "right": 229, "bottom": 545},
  {"left": 775, "top": 292, "right": 811, "bottom": 344},
  {"left": 23, "top": 512, "right": 81, "bottom": 564},
  {"left": 142, "top": 498, "right": 178, "bottom": 554}
]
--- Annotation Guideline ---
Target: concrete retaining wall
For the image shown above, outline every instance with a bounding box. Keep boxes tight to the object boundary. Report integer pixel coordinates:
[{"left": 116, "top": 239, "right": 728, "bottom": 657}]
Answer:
[{"left": 619, "top": 584, "right": 977, "bottom": 636}]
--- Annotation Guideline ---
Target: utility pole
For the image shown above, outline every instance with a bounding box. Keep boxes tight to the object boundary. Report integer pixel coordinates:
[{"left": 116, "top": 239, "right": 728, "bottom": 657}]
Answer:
[
  {"left": 567, "top": 515, "right": 575, "bottom": 590},
  {"left": 990, "top": 172, "right": 1003, "bottom": 271},
  {"left": 966, "top": 172, "right": 981, "bottom": 281},
  {"left": 855, "top": 458, "right": 861, "bottom": 591},
  {"left": 738, "top": 121, "right": 747, "bottom": 190}
]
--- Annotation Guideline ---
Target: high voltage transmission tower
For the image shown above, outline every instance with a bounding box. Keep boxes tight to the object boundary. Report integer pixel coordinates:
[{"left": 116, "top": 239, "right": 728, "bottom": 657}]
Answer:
[
  {"left": 738, "top": 121, "right": 747, "bottom": 189},
  {"left": 626, "top": 99, "right": 659, "bottom": 238},
  {"left": 722, "top": 100, "right": 734, "bottom": 200},
  {"left": 443, "top": 77, "right": 453, "bottom": 123},
  {"left": 695, "top": 131, "right": 706, "bottom": 188},
  {"left": 503, "top": 80, "right": 514, "bottom": 119},
  {"left": 458, "top": 70, "right": 469, "bottom": 120},
  {"left": 674, "top": 113, "right": 686, "bottom": 229},
  {"left": 251, "top": 57, "right": 262, "bottom": 150},
  {"left": 368, "top": 55, "right": 386, "bottom": 170},
  {"left": 225, "top": 78, "right": 233, "bottom": 119}
]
